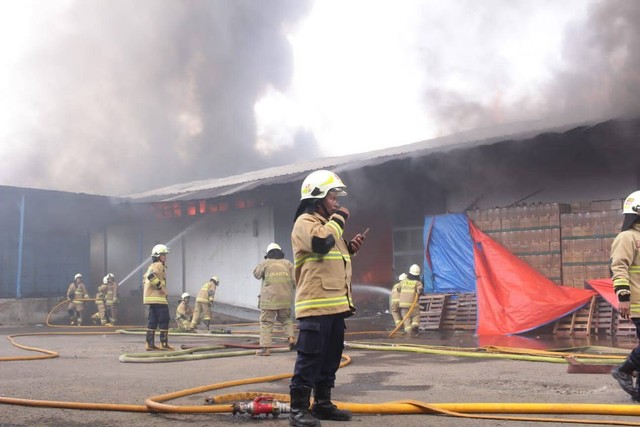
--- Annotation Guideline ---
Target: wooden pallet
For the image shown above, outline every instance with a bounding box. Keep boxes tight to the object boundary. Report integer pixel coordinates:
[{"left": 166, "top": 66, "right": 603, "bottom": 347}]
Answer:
[
  {"left": 592, "top": 296, "right": 615, "bottom": 335},
  {"left": 554, "top": 295, "right": 597, "bottom": 336},
  {"left": 440, "top": 294, "right": 460, "bottom": 330},
  {"left": 453, "top": 293, "right": 477, "bottom": 330},
  {"left": 615, "top": 317, "right": 637, "bottom": 337},
  {"left": 418, "top": 294, "right": 448, "bottom": 330}
]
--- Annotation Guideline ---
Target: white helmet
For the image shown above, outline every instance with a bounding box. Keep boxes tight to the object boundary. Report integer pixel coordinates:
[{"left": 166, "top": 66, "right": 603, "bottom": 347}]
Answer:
[
  {"left": 623, "top": 191, "right": 640, "bottom": 214},
  {"left": 266, "top": 243, "right": 281, "bottom": 253},
  {"left": 409, "top": 264, "right": 421, "bottom": 276},
  {"left": 181, "top": 292, "right": 190, "bottom": 300},
  {"left": 211, "top": 276, "right": 220, "bottom": 285},
  {"left": 102, "top": 276, "right": 108, "bottom": 284},
  {"left": 74, "top": 273, "right": 82, "bottom": 280},
  {"left": 398, "top": 273, "right": 407, "bottom": 281},
  {"left": 300, "top": 170, "right": 347, "bottom": 201},
  {"left": 151, "top": 244, "right": 170, "bottom": 257},
  {"left": 106, "top": 273, "right": 115, "bottom": 281}
]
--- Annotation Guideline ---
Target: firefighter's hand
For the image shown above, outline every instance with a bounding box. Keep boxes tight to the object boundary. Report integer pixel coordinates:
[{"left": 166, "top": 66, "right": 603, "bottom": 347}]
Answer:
[
  {"left": 619, "top": 301, "right": 631, "bottom": 319},
  {"left": 334, "top": 207, "right": 350, "bottom": 220},
  {"left": 348, "top": 233, "right": 365, "bottom": 254}
]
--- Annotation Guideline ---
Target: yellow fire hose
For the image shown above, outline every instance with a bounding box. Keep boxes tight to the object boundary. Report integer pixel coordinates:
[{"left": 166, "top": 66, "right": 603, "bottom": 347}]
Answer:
[
  {"left": 4, "top": 308, "right": 640, "bottom": 424},
  {"left": 388, "top": 292, "right": 419, "bottom": 338}
]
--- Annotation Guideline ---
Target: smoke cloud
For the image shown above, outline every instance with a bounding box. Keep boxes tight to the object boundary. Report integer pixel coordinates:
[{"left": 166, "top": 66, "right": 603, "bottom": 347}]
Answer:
[
  {"left": 421, "top": 0, "right": 640, "bottom": 135},
  {"left": 3, "top": 1, "right": 640, "bottom": 197},
  {"left": 0, "top": 0, "right": 315, "bottom": 196}
]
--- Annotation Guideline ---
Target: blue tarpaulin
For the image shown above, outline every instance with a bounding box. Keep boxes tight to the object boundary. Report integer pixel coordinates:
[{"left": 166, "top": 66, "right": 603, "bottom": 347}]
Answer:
[{"left": 423, "top": 213, "right": 476, "bottom": 293}]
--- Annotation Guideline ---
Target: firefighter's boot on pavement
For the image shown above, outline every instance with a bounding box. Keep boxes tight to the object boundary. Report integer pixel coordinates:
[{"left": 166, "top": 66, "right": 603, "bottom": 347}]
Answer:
[{"left": 146, "top": 329, "right": 160, "bottom": 351}]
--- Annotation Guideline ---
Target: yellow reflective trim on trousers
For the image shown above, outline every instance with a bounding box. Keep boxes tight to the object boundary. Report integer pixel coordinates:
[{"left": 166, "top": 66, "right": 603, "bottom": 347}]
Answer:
[
  {"left": 296, "top": 295, "right": 349, "bottom": 310},
  {"left": 327, "top": 220, "right": 343, "bottom": 238},
  {"left": 630, "top": 266, "right": 640, "bottom": 272},
  {"left": 295, "top": 251, "right": 350, "bottom": 268}
]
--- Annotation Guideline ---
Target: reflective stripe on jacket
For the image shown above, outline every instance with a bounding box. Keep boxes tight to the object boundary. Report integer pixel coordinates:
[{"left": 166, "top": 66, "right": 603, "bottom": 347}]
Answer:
[
  {"left": 611, "top": 223, "right": 640, "bottom": 316},
  {"left": 105, "top": 282, "right": 118, "bottom": 305},
  {"left": 143, "top": 261, "right": 168, "bottom": 305},
  {"left": 67, "top": 282, "right": 89, "bottom": 304},
  {"left": 291, "top": 212, "right": 354, "bottom": 319},
  {"left": 196, "top": 281, "right": 217, "bottom": 304},
  {"left": 254, "top": 258, "right": 295, "bottom": 310},
  {"left": 398, "top": 279, "right": 423, "bottom": 308}
]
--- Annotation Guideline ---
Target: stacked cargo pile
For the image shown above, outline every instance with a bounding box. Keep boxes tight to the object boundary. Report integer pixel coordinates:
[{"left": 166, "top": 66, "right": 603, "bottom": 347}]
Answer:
[
  {"left": 467, "top": 203, "right": 567, "bottom": 284},
  {"left": 560, "top": 199, "right": 621, "bottom": 288}
]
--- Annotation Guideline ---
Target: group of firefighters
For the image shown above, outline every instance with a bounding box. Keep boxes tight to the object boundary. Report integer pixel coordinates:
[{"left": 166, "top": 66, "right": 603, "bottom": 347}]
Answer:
[{"left": 66, "top": 273, "right": 118, "bottom": 326}]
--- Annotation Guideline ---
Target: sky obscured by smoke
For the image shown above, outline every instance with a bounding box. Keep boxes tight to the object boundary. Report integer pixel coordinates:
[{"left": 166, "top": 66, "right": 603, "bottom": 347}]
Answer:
[
  {"left": 0, "top": 0, "right": 315, "bottom": 195},
  {"left": 1, "top": 0, "right": 639, "bottom": 196}
]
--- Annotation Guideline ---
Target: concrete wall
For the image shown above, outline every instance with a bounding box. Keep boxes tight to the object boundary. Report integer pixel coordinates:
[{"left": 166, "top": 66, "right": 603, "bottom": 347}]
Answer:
[{"left": 0, "top": 298, "right": 65, "bottom": 326}]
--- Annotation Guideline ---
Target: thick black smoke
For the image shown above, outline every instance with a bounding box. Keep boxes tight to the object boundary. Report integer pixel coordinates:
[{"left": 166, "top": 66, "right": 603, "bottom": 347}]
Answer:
[
  {"left": 4, "top": 0, "right": 316, "bottom": 195},
  {"left": 422, "top": 0, "right": 640, "bottom": 135}
]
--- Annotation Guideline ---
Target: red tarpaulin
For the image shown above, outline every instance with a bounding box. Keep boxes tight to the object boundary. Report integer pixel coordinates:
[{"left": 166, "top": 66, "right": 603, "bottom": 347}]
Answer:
[
  {"left": 586, "top": 278, "right": 617, "bottom": 308},
  {"left": 469, "top": 220, "right": 597, "bottom": 335}
]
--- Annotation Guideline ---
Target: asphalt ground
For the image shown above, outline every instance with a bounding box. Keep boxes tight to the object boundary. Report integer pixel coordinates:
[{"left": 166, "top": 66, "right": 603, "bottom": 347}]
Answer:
[{"left": 2, "top": 315, "right": 640, "bottom": 427}]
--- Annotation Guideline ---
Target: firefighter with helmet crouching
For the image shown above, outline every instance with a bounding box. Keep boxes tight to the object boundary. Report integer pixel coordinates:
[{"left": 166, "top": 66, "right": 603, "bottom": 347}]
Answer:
[{"left": 175, "top": 292, "right": 194, "bottom": 331}]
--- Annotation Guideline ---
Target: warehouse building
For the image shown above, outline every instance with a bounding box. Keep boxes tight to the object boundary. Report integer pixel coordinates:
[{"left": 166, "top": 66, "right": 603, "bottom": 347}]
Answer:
[{"left": 1, "top": 116, "right": 638, "bottom": 325}]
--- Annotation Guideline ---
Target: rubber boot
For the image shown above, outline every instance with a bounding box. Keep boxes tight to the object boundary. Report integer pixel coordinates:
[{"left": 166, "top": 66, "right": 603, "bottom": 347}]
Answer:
[
  {"left": 205, "top": 319, "right": 210, "bottom": 331},
  {"left": 288, "top": 336, "right": 297, "bottom": 351},
  {"left": 146, "top": 330, "right": 160, "bottom": 351},
  {"left": 612, "top": 357, "right": 637, "bottom": 397},
  {"left": 159, "top": 330, "right": 174, "bottom": 351},
  {"left": 289, "top": 386, "right": 320, "bottom": 427},
  {"left": 256, "top": 347, "right": 270, "bottom": 356},
  {"left": 411, "top": 326, "right": 419, "bottom": 337},
  {"left": 68, "top": 308, "right": 76, "bottom": 325},
  {"left": 311, "top": 383, "right": 352, "bottom": 421}
]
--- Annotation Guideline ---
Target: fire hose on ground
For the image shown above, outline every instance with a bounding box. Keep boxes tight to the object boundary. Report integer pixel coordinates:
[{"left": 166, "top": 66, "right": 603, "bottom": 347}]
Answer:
[{"left": 4, "top": 311, "right": 640, "bottom": 424}]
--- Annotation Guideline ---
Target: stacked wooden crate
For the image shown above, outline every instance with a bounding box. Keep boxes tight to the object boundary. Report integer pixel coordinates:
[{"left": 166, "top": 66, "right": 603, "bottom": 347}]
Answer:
[
  {"left": 467, "top": 203, "right": 567, "bottom": 284},
  {"left": 560, "top": 200, "right": 621, "bottom": 288}
]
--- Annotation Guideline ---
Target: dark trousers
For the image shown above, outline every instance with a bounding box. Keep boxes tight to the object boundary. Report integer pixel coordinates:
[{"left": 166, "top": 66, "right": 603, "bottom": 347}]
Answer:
[
  {"left": 147, "top": 304, "right": 170, "bottom": 330},
  {"left": 290, "top": 313, "right": 346, "bottom": 390}
]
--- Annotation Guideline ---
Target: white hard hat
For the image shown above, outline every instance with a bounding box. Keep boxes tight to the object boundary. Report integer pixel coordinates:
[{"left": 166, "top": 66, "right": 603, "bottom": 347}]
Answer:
[
  {"left": 409, "top": 264, "right": 421, "bottom": 276},
  {"left": 151, "top": 244, "right": 170, "bottom": 257},
  {"left": 211, "top": 276, "right": 220, "bottom": 285},
  {"left": 266, "top": 243, "right": 281, "bottom": 253},
  {"left": 623, "top": 191, "right": 640, "bottom": 214},
  {"left": 102, "top": 276, "right": 108, "bottom": 284},
  {"left": 74, "top": 273, "right": 82, "bottom": 280},
  {"left": 106, "top": 273, "right": 115, "bottom": 280},
  {"left": 181, "top": 292, "right": 190, "bottom": 300},
  {"left": 300, "top": 170, "right": 347, "bottom": 201},
  {"left": 398, "top": 273, "right": 407, "bottom": 281}
]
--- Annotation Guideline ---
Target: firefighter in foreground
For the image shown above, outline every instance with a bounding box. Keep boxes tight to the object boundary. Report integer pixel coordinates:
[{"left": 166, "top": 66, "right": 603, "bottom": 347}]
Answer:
[
  {"left": 143, "top": 244, "right": 173, "bottom": 351},
  {"left": 66, "top": 273, "right": 89, "bottom": 326},
  {"left": 104, "top": 273, "right": 119, "bottom": 325},
  {"left": 190, "top": 276, "right": 219, "bottom": 331},
  {"left": 289, "top": 169, "right": 366, "bottom": 426},
  {"left": 389, "top": 273, "right": 406, "bottom": 331},
  {"left": 91, "top": 276, "right": 110, "bottom": 326},
  {"left": 253, "top": 242, "right": 296, "bottom": 356},
  {"left": 176, "top": 292, "right": 194, "bottom": 331},
  {"left": 611, "top": 190, "right": 640, "bottom": 400},
  {"left": 399, "top": 264, "right": 423, "bottom": 337}
]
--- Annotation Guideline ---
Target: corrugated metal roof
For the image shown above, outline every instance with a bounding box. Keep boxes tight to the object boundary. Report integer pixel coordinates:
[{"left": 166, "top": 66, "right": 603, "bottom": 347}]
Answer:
[{"left": 126, "top": 118, "right": 595, "bottom": 203}]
